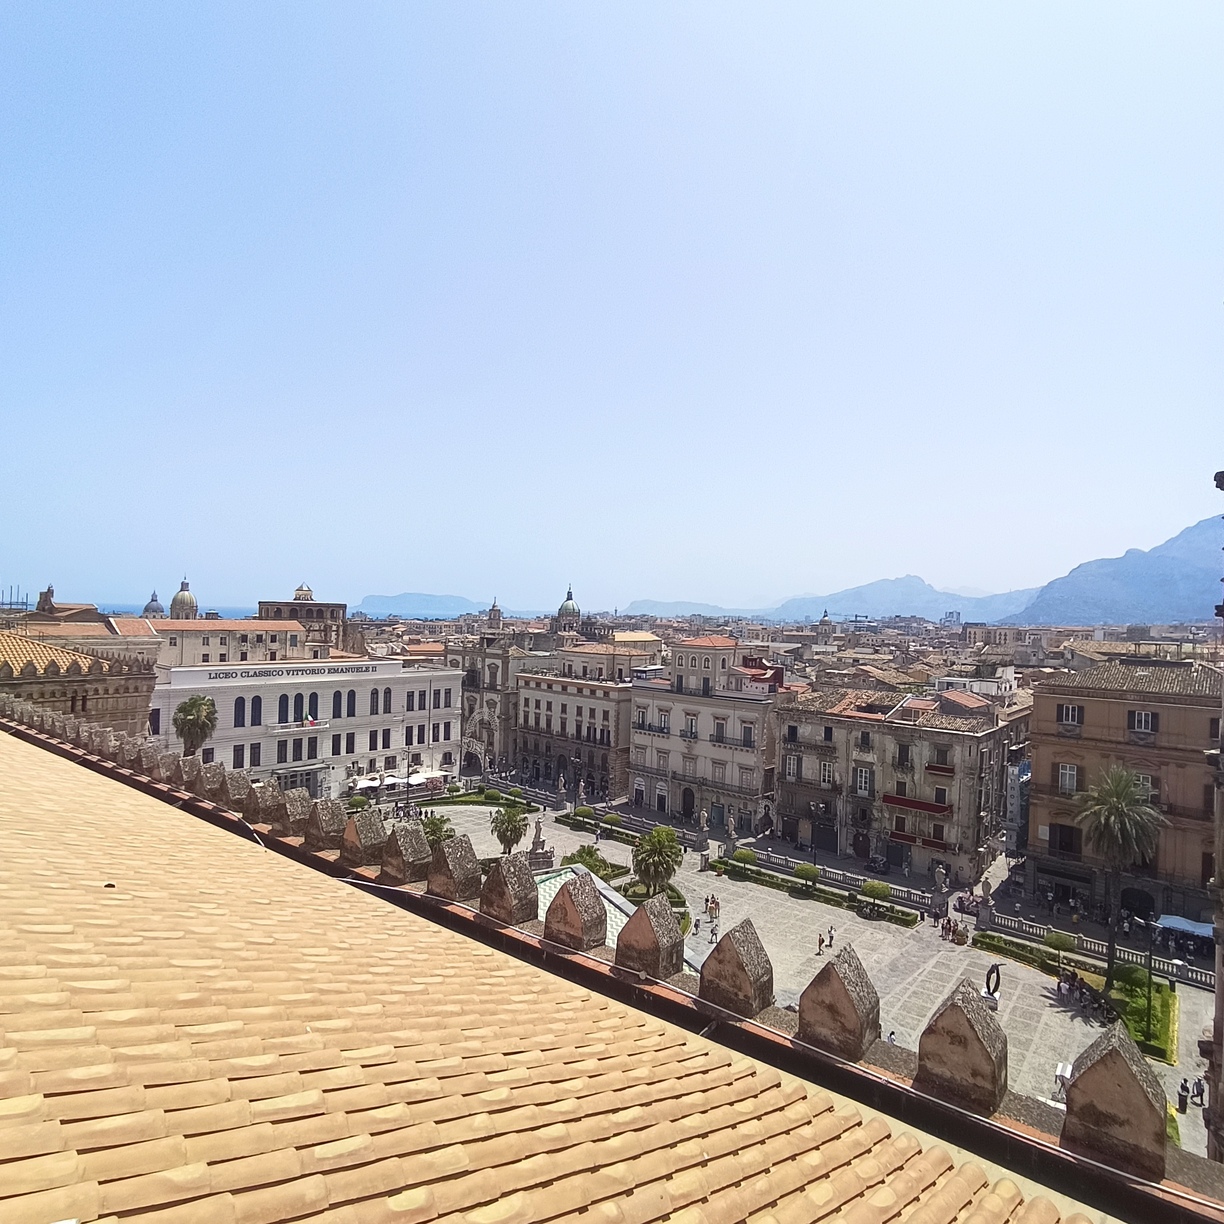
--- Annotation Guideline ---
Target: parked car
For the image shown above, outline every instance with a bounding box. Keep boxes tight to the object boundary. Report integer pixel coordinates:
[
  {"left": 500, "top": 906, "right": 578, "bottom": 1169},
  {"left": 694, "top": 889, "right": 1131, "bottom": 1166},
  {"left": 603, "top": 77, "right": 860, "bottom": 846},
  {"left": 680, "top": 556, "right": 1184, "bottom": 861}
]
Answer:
[{"left": 866, "top": 854, "right": 890, "bottom": 876}]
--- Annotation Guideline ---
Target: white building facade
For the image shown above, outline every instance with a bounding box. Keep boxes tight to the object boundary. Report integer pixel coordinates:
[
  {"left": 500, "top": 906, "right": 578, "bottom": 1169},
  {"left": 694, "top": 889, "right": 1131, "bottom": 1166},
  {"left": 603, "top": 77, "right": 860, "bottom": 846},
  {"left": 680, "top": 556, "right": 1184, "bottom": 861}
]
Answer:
[{"left": 150, "top": 657, "right": 463, "bottom": 798}]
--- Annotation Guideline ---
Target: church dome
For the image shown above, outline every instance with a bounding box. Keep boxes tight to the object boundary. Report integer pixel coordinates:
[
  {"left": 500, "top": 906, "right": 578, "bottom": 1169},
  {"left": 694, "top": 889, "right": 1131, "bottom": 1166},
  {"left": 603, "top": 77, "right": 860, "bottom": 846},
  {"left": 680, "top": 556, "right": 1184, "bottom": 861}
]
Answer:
[
  {"left": 293, "top": 583, "right": 314, "bottom": 601},
  {"left": 169, "top": 580, "right": 198, "bottom": 620},
  {"left": 141, "top": 591, "right": 166, "bottom": 619},
  {"left": 557, "top": 586, "right": 580, "bottom": 619}
]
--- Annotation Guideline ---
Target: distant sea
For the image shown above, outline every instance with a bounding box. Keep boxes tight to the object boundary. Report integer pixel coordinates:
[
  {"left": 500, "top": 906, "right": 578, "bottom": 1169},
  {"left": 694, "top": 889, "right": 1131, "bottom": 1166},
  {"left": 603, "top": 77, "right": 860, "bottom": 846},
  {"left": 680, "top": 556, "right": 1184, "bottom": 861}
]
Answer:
[{"left": 102, "top": 604, "right": 258, "bottom": 619}]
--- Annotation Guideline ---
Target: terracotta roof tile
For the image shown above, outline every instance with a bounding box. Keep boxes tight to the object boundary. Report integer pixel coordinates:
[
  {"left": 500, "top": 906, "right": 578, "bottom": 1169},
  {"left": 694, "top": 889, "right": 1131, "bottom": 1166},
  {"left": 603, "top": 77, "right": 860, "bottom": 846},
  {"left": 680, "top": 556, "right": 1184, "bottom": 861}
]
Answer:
[
  {"left": 0, "top": 630, "right": 100, "bottom": 675},
  {"left": 0, "top": 731, "right": 1100, "bottom": 1224}
]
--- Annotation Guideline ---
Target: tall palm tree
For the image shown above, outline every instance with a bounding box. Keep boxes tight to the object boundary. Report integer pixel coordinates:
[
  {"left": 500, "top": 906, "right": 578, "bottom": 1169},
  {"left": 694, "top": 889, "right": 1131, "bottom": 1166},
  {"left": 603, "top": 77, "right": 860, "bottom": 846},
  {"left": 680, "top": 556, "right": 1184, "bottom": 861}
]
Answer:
[
  {"left": 419, "top": 811, "right": 455, "bottom": 850},
  {"left": 1074, "top": 764, "right": 1166, "bottom": 992},
  {"left": 489, "top": 807, "right": 528, "bottom": 855},
  {"left": 632, "top": 826, "right": 683, "bottom": 897},
  {"left": 172, "top": 695, "right": 218, "bottom": 757}
]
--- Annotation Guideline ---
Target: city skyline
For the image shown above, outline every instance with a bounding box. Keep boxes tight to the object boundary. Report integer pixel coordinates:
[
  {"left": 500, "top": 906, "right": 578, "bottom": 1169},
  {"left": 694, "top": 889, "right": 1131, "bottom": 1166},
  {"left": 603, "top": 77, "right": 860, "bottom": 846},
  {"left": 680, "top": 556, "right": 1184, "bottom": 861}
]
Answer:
[{"left": 2, "top": 5, "right": 1221, "bottom": 608}]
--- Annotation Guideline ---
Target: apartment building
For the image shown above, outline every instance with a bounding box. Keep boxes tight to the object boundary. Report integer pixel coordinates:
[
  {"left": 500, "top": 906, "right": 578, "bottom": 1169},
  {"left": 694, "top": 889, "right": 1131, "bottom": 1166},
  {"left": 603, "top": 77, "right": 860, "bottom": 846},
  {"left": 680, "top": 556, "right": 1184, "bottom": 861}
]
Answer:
[
  {"left": 511, "top": 670, "right": 632, "bottom": 798},
  {"left": 1025, "top": 657, "right": 1223, "bottom": 921},
  {"left": 629, "top": 636, "right": 781, "bottom": 833},
  {"left": 773, "top": 688, "right": 1011, "bottom": 884},
  {"left": 257, "top": 583, "right": 348, "bottom": 651}
]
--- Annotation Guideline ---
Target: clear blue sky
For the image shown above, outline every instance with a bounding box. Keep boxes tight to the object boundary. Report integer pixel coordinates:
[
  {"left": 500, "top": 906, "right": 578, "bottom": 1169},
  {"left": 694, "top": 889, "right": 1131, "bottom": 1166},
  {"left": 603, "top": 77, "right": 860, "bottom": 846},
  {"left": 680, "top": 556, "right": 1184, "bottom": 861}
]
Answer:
[{"left": 2, "top": 3, "right": 1221, "bottom": 612}]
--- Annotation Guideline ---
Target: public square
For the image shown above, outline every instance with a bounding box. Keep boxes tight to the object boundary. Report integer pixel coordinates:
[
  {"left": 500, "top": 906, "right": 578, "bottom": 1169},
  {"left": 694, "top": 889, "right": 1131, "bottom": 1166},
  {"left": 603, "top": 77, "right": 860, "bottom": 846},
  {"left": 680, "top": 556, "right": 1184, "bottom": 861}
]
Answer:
[{"left": 442, "top": 801, "right": 1214, "bottom": 1156}]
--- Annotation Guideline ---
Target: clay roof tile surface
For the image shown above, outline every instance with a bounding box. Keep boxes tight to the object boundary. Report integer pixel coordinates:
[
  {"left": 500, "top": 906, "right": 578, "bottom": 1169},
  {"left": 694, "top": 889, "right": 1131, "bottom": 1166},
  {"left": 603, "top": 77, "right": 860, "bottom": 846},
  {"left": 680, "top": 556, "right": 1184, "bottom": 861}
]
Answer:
[{"left": 0, "top": 731, "right": 1090, "bottom": 1224}]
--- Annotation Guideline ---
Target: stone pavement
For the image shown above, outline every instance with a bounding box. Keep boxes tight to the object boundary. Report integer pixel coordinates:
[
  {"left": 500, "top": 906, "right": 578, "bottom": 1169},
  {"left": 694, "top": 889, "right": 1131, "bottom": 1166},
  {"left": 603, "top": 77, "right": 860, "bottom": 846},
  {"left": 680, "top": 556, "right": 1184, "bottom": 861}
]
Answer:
[{"left": 439, "top": 803, "right": 1212, "bottom": 1156}]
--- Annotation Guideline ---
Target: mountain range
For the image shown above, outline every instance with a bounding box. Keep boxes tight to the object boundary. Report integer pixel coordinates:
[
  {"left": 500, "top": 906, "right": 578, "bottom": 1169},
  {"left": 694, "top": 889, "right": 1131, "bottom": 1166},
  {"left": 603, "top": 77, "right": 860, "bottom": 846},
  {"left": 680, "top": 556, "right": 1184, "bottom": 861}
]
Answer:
[{"left": 353, "top": 516, "right": 1222, "bottom": 625}]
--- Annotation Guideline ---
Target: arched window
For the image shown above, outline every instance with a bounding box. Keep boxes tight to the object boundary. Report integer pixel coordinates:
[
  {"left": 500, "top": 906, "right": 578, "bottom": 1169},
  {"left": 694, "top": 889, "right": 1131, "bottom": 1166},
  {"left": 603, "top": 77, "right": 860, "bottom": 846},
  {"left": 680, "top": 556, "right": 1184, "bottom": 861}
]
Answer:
[
  {"left": 346, "top": 689, "right": 356, "bottom": 717},
  {"left": 308, "top": 692, "right": 318, "bottom": 720},
  {"left": 277, "top": 694, "right": 289, "bottom": 724},
  {"left": 233, "top": 696, "right": 246, "bottom": 728},
  {"left": 369, "top": 688, "right": 379, "bottom": 715},
  {"left": 273, "top": 607, "right": 283, "bottom": 618},
  {"left": 293, "top": 693, "right": 304, "bottom": 722},
  {"left": 383, "top": 687, "right": 392, "bottom": 714},
  {"left": 703, "top": 656, "right": 711, "bottom": 670},
  {"left": 251, "top": 696, "right": 262, "bottom": 725},
  {"left": 689, "top": 655, "right": 697, "bottom": 668},
  {"left": 332, "top": 690, "right": 342, "bottom": 719},
  {"left": 720, "top": 657, "right": 727, "bottom": 670}
]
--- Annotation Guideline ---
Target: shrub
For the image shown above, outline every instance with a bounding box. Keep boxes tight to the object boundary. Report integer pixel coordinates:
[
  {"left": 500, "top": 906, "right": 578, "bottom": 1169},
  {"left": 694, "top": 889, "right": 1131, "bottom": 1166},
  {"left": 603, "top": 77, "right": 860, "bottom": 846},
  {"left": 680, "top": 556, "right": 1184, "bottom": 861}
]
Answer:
[
  {"left": 445, "top": 783, "right": 461, "bottom": 796},
  {"left": 604, "top": 812, "right": 622, "bottom": 827},
  {"left": 510, "top": 787, "right": 523, "bottom": 798},
  {"left": 861, "top": 880, "right": 891, "bottom": 903},
  {"left": 347, "top": 795, "right": 369, "bottom": 810},
  {"left": 732, "top": 848, "right": 757, "bottom": 865},
  {"left": 793, "top": 864, "right": 821, "bottom": 884},
  {"left": 1114, "top": 963, "right": 1149, "bottom": 992},
  {"left": 483, "top": 787, "right": 501, "bottom": 802},
  {"left": 1043, "top": 930, "right": 1075, "bottom": 953},
  {"left": 573, "top": 806, "right": 595, "bottom": 820}
]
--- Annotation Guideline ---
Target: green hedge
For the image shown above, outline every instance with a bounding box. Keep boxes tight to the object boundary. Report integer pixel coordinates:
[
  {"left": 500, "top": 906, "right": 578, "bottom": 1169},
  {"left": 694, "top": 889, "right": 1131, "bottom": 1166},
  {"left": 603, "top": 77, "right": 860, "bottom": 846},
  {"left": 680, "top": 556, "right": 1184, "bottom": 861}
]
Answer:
[
  {"left": 427, "top": 792, "right": 538, "bottom": 814},
  {"left": 731, "top": 849, "right": 757, "bottom": 865},
  {"left": 712, "top": 858, "right": 917, "bottom": 928},
  {"left": 555, "top": 812, "right": 641, "bottom": 847}
]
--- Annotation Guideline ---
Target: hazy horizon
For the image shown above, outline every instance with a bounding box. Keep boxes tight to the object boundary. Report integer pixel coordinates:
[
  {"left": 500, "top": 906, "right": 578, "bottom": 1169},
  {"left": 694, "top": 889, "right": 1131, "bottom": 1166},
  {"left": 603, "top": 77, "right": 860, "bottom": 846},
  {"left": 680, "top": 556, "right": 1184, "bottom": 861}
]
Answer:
[{"left": 3, "top": 4, "right": 1221, "bottom": 609}]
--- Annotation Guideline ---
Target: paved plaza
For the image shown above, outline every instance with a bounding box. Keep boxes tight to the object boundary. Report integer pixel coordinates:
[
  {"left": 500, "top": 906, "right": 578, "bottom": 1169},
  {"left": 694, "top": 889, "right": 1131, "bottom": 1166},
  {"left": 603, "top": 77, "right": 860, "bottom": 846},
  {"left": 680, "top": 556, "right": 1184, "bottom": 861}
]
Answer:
[{"left": 439, "top": 802, "right": 1213, "bottom": 1156}]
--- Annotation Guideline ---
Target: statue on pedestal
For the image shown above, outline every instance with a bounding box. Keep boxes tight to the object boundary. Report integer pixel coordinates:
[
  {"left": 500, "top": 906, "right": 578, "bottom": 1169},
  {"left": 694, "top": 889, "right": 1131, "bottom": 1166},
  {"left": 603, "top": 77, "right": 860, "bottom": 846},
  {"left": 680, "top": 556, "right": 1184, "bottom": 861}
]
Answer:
[{"left": 934, "top": 864, "right": 947, "bottom": 893}]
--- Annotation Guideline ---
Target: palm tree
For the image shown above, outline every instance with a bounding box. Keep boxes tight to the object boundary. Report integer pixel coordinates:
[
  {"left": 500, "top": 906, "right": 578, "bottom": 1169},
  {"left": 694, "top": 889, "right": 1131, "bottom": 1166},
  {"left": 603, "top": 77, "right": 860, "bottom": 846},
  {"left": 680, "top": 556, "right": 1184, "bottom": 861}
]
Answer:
[
  {"left": 489, "top": 807, "right": 528, "bottom": 855},
  {"left": 419, "top": 811, "right": 455, "bottom": 850},
  {"left": 172, "top": 695, "right": 218, "bottom": 757},
  {"left": 632, "top": 826, "right": 683, "bottom": 897},
  {"left": 562, "top": 844, "right": 612, "bottom": 879},
  {"left": 1074, "top": 764, "right": 1166, "bottom": 992}
]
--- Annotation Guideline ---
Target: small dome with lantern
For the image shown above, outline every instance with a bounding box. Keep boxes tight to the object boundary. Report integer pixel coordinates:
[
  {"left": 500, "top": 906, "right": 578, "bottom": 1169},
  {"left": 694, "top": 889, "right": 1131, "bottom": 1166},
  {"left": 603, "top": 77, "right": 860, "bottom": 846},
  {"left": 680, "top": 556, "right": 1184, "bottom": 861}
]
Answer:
[
  {"left": 293, "top": 583, "right": 314, "bottom": 601},
  {"left": 141, "top": 590, "right": 166, "bottom": 619},
  {"left": 169, "top": 579, "right": 198, "bottom": 620}
]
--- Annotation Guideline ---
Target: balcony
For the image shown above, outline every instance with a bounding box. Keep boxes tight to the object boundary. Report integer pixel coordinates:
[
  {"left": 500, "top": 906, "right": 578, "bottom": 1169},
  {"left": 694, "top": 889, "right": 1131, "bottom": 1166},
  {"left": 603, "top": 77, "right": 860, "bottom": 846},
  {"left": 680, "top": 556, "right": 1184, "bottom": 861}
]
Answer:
[
  {"left": 671, "top": 771, "right": 768, "bottom": 799},
  {"left": 635, "top": 723, "right": 671, "bottom": 737},
  {"left": 925, "top": 762, "right": 955, "bottom": 777},
  {"left": 267, "top": 719, "right": 331, "bottom": 733},
  {"left": 678, "top": 729, "right": 699, "bottom": 741},
  {"left": 1127, "top": 729, "right": 1158, "bottom": 747},
  {"left": 1042, "top": 846, "right": 1084, "bottom": 864},
  {"left": 710, "top": 734, "right": 757, "bottom": 752},
  {"left": 892, "top": 756, "right": 915, "bottom": 772},
  {"left": 1056, "top": 723, "right": 1082, "bottom": 739},
  {"left": 784, "top": 775, "right": 841, "bottom": 794}
]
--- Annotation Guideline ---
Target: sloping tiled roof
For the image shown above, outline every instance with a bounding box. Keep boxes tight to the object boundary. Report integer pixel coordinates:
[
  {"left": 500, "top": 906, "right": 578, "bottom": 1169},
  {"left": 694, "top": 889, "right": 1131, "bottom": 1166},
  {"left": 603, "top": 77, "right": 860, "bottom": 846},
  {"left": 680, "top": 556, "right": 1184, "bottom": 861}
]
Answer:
[
  {"left": 17, "top": 622, "right": 120, "bottom": 639},
  {"left": 108, "top": 617, "right": 161, "bottom": 637},
  {"left": 1043, "top": 658, "right": 1223, "bottom": 700},
  {"left": 0, "top": 630, "right": 99, "bottom": 675},
  {"left": 677, "top": 635, "right": 738, "bottom": 648},
  {"left": 0, "top": 732, "right": 1096, "bottom": 1224}
]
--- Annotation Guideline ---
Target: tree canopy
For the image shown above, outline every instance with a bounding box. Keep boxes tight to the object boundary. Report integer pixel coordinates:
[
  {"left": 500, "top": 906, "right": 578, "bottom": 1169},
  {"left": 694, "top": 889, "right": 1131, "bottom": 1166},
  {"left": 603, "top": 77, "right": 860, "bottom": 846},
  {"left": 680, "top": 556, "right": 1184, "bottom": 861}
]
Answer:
[{"left": 172, "top": 695, "right": 218, "bottom": 757}]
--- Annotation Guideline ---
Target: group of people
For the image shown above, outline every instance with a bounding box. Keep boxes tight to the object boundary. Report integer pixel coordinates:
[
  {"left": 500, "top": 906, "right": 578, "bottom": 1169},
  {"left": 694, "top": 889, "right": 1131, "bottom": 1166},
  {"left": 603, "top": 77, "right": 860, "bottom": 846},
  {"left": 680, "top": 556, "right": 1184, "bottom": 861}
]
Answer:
[
  {"left": 696, "top": 894, "right": 723, "bottom": 943},
  {"left": 816, "top": 925, "right": 836, "bottom": 956},
  {"left": 1056, "top": 969, "right": 1111, "bottom": 1022},
  {"left": 1179, "top": 1077, "right": 1207, "bottom": 1109}
]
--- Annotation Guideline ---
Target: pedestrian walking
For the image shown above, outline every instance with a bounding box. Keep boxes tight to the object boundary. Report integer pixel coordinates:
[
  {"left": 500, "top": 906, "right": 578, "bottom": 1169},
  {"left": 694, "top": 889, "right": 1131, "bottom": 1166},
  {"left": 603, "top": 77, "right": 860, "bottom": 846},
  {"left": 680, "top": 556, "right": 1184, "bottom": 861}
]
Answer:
[
  {"left": 828, "top": 925, "right": 835, "bottom": 947},
  {"left": 704, "top": 895, "right": 710, "bottom": 915},
  {"left": 817, "top": 935, "right": 824, "bottom": 956},
  {"left": 887, "top": 1031, "right": 896, "bottom": 1046},
  {"left": 709, "top": 923, "right": 719, "bottom": 945}
]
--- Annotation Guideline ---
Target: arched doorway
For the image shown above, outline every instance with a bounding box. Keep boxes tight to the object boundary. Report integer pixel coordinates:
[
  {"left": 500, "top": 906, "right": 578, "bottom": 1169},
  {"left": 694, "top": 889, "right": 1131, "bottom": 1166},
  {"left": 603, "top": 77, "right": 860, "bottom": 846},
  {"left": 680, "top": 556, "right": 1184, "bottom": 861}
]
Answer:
[
  {"left": 656, "top": 789, "right": 668, "bottom": 814},
  {"left": 852, "top": 831, "right": 871, "bottom": 859},
  {"left": 681, "top": 787, "right": 695, "bottom": 820},
  {"left": 462, "top": 751, "right": 481, "bottom": 774},
  {"left": 1120, "top": 885, "right": 1156, "bottom": 920}
]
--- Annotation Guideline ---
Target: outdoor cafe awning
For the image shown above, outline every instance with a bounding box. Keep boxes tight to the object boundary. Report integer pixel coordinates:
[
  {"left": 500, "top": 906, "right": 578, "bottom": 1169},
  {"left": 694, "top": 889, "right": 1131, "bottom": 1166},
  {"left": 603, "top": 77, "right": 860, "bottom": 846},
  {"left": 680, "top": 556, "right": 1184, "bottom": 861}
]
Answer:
[{"left": 1156, "top": 914, "right": 1212, "bottom": 938}]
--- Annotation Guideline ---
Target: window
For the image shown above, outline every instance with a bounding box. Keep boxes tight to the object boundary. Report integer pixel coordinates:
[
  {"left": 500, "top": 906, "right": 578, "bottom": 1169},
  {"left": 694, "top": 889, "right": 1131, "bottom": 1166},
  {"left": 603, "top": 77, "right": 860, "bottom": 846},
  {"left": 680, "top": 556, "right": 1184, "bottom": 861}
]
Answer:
[
  {"left": 443, "top": 721, "right": 451, "bottom": 741},
  {"left": 894, "top": 814, "right": 906, "bottom": 833},
  {"left": 345, "top": 732, "right": 355, "bottom": 754},
  {"left": 201, "top": 654, "right": 209, "bottom": 663},
  {"left": 369, "top": 730, "right": 378, "bottom": 751},
  {"left": 169, "top": 636, "right": 177, "bottom": 646},
  {"left": 419, "top": 689, "right": 427, "bottom": 710},
  {"left": 233, "top": 696, "right": 246, "bottom": 728},
  {"left": 858, "top": 730, "right": 871, "bottom": 750},
  {"left": 741, "top": 724, "right": 754, "bottom": 748},
  {"left": 1212, "top": 717, "right": 1221, "bottom": 742},
  {"left": 711, "top": 760, "right": 725, "bottom": 782},
  {"left": 659, "top": 712, "right": 670, "bottom": 733},
  {"left": 289, "top": 634, "right": 298, "bottom": 647},
  {"left": 855, "top": 766, "right": 872, "bottom": 797},
  {"left": 1128, "top": 710, "right": 1159, "bottom": 733},
  {"left": 432, "top": 723, "right": 441, "bottom": 742},
  {"left": 218, "top": 655, "right": 227, "bottom": 663},
  {"left": 278, "top": 694, "right": 289, "bottom": 725},
  {"left": 823, "top": 725, "right": 833, "bottom": 743},
  {"left": 382, "top": 728, "right": 391, "bottom": 750},
  {"left": 148, "top": 708, "right": 160, "bottom": 736},
  {"left": 1136, "top": 773, "right": 1158, "bottom": 801},
  {"left": 417, "top": 724, "right": 426, "bottom": 744},
  {"left": 277, "top": 740, "right": 288, "bottom": 764},
  {"left": 703, "top": 656, "right": 711, "bottom": 670},
  {"left": 308, "top": 692, "right": 318, "bottom": 720},
  {"left": 406, "top": 691, "right": 415, "bottom": 711},
  {"left": 1057, "top": 763, "right": 1079, "bottom": 795},
  {"left": 897, "top": 743, "right": 910, "bottom": 766},
  {"left": 239, "top": 652, "right": 248, "bottom": 662},
  {"left": 1056, "top": 704, "right": 1084, "bottom": 726},
  {"left": 895, "top": 779, "right": 907, "bottom": 798},
  {"left": 819, "top": 760, "right": 834, "bottom": 787},
  {"left": 784, "top": 754, "right": 799, "bottom": 780},
  {"left": 370, "top": 689, "right": 379, "bottom": 715},
  {"left": 346, "top": 689, "right": 356, "bottom": 718},
  {"left": 307, "top": 737, "right": 317, "bottom": 760},
  {"left": 269, "top": 652, "right": 277, "bottom": 661},
  {"left": 686, "top": 715, "right": 698, "bottom": 737},
  {"left": 934, "top": 786, "right": 948, "bottom": 805},
  {"left": 786, "top": 724, "right": 798, "bottom": 743},
  {"left": 932, "top": 822, "right": 945, "bottom": 843},
  {"left": 332, "top": 691, "right": 343, "bottom": 719},
  {"left": 271, "top": 634, "right": 278, "bottom": 643},
  {"left": 292, "top": 738, "right": 303, "bottom": 762},
  {"left": 385, "top": 756, "right": 397, "bottom": 771},
  {"left": 202, "top": 748, "right": 214, "bottom": 764},
  {"left": 442, "top": 751, "right": 454, "bottom": 766},
  {"left": 720, "top": 657, "right": 727, "bottom": 669},
  {"left": 249, "top": 743, "right": 261, "bottom": 767},
  {"left": 443, "top": 688, "right": 452, "bottom": 708},
  {"left": 934, "top": 746, "right": 949, "bottom": 766},
  {"left": 293, "top": 693, "right": 304, "bottom": 722},
  {"left": 433, "top": 689, "right": 442, "bottom": 709},
  {"left": 255, "top": 634, "right": 263, "bottom": 644},
  {"left": 202, "top": 636, "right": 210, "bottom": 646},
  {"left": 332, "top": 734, "right": 341, "bottom": 756},
  {"left": 689, "top": 655, "right": 697, "bottom": 668},
  {"left": 250, "top": 696, "right": 262, "bottom": 726},
  {"left": 383, "top": 687, "right": 392, "bottom": 714},
  {"left": 240, "top": 634, "right": 248, "bottom": 645},
  {"left": 219, "top": 636, "right": 227, "bottom": 646}
]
